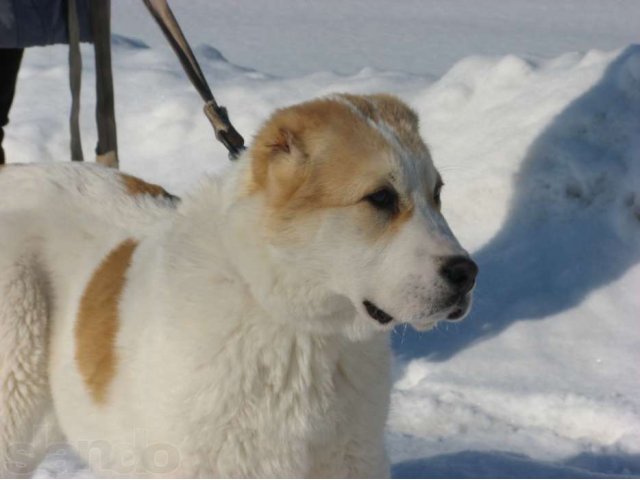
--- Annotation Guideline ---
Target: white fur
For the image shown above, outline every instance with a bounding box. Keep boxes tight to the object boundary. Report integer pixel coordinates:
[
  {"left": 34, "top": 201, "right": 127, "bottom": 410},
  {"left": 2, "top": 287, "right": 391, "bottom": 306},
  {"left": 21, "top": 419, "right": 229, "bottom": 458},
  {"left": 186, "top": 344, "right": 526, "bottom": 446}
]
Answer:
[
  {"left": 0, "top": 101, "right": 474, "bottom": 476},
  {"left": 0, "top": 162, "right": 392, "bottom": 477}
]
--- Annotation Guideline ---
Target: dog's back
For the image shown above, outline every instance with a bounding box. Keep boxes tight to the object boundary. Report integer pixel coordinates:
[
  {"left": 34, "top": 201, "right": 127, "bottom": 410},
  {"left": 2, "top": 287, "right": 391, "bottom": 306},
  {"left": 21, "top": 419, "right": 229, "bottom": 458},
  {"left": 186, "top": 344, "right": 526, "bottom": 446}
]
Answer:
[
  {"left": 0, "top": 163, "right": 177, "bottom": 274},
  {"left": 0, "top": 163, "right": 176, "bottom": 476},
  {"left": 0, "top": 162, "right": 176, "bottom": 223},
  {"left": 0, "top": 163, "right": 177, "bottom": 321}
]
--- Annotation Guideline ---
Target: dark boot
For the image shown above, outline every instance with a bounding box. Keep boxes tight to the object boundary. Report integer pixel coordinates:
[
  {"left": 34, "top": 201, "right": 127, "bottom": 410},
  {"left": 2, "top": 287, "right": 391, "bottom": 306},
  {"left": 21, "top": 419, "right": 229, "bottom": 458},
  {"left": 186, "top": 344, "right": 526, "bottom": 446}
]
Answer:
[{"left": 0, "top": 48, "right": 24, "bottom": 164}]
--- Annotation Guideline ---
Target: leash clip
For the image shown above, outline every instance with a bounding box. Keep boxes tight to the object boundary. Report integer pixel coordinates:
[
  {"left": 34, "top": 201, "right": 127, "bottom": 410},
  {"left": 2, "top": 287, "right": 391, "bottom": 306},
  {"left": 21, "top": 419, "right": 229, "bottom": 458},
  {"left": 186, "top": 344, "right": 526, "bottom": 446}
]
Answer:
[
  {"left": 145, "top": 0, "right": 245, "bottom": 161},
  {"left": 203, "top": 101, "right": 245, "bottom": 160}
]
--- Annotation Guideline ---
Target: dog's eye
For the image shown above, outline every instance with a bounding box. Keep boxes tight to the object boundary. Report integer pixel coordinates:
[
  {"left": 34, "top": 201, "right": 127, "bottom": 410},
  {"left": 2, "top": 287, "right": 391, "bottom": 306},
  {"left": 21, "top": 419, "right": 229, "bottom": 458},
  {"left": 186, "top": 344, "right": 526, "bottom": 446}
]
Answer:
[
  {"left": 434, "top": 182, "right": 443, "bottom": 207},
  {"left": 365, "top": 188, "right": 398, "bottom": 212}
]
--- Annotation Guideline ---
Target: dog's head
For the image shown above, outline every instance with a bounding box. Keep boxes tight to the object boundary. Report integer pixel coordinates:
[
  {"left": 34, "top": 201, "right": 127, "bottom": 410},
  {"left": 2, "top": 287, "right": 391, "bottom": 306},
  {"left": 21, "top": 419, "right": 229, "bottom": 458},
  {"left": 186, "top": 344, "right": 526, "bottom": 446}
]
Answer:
[{"left": 243, "top": 94, "right": 477, "bottom": 337}]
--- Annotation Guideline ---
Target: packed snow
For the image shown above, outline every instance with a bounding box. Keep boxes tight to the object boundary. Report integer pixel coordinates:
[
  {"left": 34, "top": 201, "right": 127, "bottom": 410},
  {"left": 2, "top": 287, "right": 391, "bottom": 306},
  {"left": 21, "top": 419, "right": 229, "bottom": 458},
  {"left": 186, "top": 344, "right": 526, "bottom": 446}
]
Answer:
[{"left": 3, "top": 1, "right": 639, "bottom": 478}]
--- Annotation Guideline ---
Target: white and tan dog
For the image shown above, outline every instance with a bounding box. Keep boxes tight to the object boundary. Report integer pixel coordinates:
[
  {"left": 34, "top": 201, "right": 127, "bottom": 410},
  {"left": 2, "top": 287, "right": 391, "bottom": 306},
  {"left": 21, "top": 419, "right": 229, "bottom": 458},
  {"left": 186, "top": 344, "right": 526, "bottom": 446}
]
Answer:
[{"left": 0, "top": 94, "right": 477, "bottom": 478}]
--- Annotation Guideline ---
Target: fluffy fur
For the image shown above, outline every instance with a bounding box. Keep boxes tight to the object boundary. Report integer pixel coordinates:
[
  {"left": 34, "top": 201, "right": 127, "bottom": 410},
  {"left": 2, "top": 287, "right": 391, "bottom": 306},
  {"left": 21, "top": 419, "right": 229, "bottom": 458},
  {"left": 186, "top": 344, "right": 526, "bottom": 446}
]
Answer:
[{"left": 0, "top": 94, "right": 475, "bottom": 477}]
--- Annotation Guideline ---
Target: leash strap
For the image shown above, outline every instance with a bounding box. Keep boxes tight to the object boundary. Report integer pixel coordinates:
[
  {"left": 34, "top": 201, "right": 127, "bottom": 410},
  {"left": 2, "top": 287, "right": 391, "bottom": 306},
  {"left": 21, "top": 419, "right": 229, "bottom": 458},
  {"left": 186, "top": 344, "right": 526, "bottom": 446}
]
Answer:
[
  {"left": 68, "top": 0, "right": 84, "bottom": 161},
  {"left": 142, "top": 0, "right": 245, "bottom": 160},
  {"left": 90, "top": 0, "right": 119, "bottom": 168},
  {"left": 67, "top": 0, "right": 119, "bottom": 167}
]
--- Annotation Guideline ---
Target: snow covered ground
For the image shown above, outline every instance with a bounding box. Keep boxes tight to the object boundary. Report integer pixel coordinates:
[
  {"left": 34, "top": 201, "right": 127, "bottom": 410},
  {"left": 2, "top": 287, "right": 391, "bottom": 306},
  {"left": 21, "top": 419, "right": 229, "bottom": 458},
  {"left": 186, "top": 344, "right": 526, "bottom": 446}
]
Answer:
[
  {"left": 3, "top": 2, "right": 639, "bottom": 478},
  {"left": 111, "top": 0, "right": 640, "bottom": 78}
]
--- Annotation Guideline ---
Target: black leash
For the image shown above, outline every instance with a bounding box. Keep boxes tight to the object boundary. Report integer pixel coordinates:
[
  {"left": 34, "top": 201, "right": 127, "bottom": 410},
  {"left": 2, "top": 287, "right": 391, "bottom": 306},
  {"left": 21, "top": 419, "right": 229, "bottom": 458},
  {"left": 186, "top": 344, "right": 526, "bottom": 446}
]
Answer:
[
  {"left": 68, "top": 0, "right": 119, "bottom": 167},
  {"left": 143, "top": 0, "right": 246, "bottom": 160}
]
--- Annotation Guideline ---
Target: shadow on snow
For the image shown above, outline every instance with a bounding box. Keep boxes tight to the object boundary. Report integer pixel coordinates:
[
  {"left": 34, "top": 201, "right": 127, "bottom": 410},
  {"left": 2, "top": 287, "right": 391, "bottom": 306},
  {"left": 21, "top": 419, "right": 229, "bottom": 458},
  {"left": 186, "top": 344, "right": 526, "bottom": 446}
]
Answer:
[
  {"left": 392, "top": 450, "right": 640, "bottom": 479},
  {"left": 394, "top": 45, "right": 640, "bottom": 362}
]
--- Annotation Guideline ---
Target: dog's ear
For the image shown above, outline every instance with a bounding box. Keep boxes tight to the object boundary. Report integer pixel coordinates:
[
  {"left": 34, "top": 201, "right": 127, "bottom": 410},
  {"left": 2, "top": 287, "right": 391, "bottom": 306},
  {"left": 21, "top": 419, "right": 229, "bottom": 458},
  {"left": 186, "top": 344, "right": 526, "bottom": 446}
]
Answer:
[
  {"left": 250, "top": 112, "right": 310, "bottom": 205},
  {"left": 265, "top": 127, "right": 303, "bottom": 157},
  {"left": 254, "top": 108, "right": 308, "bottom": 162}
]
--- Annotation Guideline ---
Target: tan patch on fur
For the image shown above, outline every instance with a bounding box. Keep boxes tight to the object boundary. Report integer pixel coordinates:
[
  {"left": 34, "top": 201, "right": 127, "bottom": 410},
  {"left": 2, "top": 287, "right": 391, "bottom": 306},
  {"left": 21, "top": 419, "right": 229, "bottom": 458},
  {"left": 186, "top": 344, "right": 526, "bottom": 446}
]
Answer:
[
  {"left": 119, "top": 173, "right": 173, "bottom": 199},
  {"left": 246, "top": 96, "right": 426, "bottom": 244},
  {"left": 383, "top": 203, "right": 415, "bottom": 237},
  {"left": 76, "top": 239, "right": 137, "bottom": 404},
  {"left": 250, "top": 98, "right": 391, "bottom": 206}
]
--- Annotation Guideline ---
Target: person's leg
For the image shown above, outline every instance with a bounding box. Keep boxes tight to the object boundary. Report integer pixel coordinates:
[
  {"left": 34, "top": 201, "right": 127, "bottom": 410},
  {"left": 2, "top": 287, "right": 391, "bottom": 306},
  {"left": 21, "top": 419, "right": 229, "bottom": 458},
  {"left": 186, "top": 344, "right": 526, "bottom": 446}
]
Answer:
[{"left": 0, "top": 49, "right": 24, "bottom": 164}]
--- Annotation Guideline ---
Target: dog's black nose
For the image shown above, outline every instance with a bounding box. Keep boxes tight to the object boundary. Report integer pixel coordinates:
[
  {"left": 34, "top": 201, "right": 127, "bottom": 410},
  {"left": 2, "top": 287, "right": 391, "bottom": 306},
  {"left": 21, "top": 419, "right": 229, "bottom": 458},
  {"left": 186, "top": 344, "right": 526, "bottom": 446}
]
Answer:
[{"left": 440, "top": 256, "right": 478, "bottom": 294}]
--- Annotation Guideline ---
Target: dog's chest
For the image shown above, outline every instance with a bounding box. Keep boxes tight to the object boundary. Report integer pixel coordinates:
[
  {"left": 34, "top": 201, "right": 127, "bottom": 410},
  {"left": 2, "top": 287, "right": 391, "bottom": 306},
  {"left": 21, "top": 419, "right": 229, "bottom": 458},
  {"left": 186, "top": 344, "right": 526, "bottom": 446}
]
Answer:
[{"left": 176, "top": 331, "right": 360, "bottom": 476}]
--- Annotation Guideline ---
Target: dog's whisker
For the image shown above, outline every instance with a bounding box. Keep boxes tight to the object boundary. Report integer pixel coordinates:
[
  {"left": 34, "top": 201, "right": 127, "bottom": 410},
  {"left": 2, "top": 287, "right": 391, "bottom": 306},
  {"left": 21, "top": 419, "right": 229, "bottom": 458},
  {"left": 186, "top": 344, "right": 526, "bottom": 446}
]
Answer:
[{"left": 400, "top": 323, "right": 408, "bottom": 345}]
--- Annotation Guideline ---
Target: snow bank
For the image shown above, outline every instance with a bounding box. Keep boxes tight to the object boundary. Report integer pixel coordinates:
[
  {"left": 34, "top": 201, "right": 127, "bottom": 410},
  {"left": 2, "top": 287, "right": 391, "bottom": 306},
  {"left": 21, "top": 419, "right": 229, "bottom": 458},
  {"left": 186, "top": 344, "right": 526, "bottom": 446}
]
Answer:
[
  {"left": 6, "top": 28, "right": 638, "bottom": 479},
  {"left": 389, "top": 46, "right": 640, "bottom": 476}
]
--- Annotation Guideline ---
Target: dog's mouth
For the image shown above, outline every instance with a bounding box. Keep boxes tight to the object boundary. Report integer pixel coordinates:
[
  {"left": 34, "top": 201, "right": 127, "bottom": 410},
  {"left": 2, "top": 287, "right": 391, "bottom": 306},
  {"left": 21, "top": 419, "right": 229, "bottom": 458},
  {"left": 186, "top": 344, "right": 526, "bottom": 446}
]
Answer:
[
  {"left": 442, "top": 293, "right": 472, "bottom": 322},
  {"left": 362, "top": 293, "right": 472, "bottom": 329},
  {"left": 363, "top": 300, "right": 394, "bottom": 325},
  {"left": 447, "top": 306, "right": 466, "bottom": 320},
  {"left": 447, "top": 308, "right": 464, "bottom": 320}
]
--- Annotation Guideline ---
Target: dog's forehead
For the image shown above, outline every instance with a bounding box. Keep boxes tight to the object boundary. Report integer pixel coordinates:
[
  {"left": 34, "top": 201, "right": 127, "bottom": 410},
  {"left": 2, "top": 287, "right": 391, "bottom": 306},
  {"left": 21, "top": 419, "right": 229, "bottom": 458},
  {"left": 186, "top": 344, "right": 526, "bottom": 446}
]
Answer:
[
  {"left": 333, "top": 94, "right": 436, "bottom": 189},
  {"left": 334, "top": 94, "right": 422, "bottom": 150}
]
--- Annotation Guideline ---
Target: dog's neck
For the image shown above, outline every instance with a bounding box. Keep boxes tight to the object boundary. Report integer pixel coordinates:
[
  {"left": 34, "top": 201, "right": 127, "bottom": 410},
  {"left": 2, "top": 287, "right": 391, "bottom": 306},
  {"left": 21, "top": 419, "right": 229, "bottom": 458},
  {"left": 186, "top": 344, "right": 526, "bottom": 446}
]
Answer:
[{"left": 163, "top": 159, "right": 363, "bottom": 338}]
